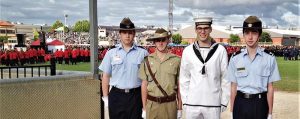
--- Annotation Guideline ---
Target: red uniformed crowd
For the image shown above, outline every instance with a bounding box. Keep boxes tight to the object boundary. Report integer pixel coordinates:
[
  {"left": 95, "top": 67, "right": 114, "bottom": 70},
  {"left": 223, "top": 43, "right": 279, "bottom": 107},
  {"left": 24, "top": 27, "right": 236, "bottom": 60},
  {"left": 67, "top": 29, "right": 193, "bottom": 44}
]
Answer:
[
  {"left": 0, "top": 48, "right": 46, "bottom": 66},
  {"left": 0, "top": 45, "right": 243, "bottom": 67}
]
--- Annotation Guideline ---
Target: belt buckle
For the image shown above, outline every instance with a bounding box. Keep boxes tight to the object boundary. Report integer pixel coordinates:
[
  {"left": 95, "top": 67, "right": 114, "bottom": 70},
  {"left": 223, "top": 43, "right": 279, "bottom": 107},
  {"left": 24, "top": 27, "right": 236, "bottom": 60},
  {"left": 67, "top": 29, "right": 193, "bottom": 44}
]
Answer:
[
  {"left": 125, "top": 89, "right": 130, "bottom": 93},
  {"left": 245, "top": 93, "right": 250, "bottom": 98},
  {"left": 157, "top": 98, "right": 161, "bottom": 103}
]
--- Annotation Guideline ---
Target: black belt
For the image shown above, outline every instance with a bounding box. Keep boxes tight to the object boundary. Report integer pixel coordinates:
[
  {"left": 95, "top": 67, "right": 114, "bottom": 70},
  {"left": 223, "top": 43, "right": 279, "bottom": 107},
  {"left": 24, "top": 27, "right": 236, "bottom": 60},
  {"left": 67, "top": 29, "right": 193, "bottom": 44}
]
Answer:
[
  {"left": 112, "top": 86, "right": 141, "bottom": 93},
  {"left": 237, "top": 91, "right": 267, "bottom": 99}
]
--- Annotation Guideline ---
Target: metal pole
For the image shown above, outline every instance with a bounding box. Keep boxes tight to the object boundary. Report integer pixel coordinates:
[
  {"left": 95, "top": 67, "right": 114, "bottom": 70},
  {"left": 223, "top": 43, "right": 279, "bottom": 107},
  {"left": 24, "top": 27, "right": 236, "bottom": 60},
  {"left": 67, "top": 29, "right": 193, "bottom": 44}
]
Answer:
[
  {"left": 89, "top": 1, "right": 101, "bottom": 119},
  {"left": 89, "top": 0, "right": 99, "bottom": 80}
]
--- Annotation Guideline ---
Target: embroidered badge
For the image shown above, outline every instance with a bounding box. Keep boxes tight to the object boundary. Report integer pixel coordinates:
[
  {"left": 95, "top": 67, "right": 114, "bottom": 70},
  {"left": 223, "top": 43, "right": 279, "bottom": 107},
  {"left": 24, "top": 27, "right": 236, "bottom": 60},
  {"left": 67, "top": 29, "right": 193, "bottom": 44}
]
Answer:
[
  {"left": 237, "top": 67, "right": 245, "bottom": 71},
  {"left": 113, "top": 55, "right": 121, "bottom": 61},
  {"left": 248, "top": 23, "right": 252, "bottom": 27}
]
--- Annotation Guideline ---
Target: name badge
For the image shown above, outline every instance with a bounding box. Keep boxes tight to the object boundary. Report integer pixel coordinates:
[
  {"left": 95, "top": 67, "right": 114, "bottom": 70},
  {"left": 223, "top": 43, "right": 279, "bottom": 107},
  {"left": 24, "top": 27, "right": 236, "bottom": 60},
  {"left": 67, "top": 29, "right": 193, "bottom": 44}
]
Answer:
[
  {"left": 113, "top": 55, "right": 121, "bottom": 61},
  {"left": 237, "top": 67, "right": 245, "bottom": 72}
]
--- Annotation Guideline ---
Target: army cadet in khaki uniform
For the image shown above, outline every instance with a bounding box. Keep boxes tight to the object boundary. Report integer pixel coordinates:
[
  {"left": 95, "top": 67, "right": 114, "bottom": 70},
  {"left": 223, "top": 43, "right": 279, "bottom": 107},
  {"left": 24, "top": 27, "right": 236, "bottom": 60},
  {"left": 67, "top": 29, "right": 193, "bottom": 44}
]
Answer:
[{"left": 139, "top": 28, "right": 182, "bottom": 119}]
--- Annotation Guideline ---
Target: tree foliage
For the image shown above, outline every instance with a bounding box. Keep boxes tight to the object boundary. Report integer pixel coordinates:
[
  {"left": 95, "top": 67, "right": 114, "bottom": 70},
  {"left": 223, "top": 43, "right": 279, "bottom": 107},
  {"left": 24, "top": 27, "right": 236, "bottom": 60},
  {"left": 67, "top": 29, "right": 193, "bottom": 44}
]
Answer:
[
  {"left": 172, "top": 33, "right": 182, "bottom": 44},
  {"left": 73, "top": 20, "right": 90, "bottom": 32},
  {"left": 180, "top": 40, "right": 189, "bottom": 45},
  {"left": 229, "top": 34, "right": 240, "bottom": 43},
  {"left": 49, "top": 20, "right": 64, "bottom": 32},
  {"left": 0, "top": 36, "right": 9, "bottom": 43},
  {"left": 259, "top": 32, "right": 272, "bottom": 42},
  {"left": 33, "top": 28, "right": 39, "bottom": 40}
]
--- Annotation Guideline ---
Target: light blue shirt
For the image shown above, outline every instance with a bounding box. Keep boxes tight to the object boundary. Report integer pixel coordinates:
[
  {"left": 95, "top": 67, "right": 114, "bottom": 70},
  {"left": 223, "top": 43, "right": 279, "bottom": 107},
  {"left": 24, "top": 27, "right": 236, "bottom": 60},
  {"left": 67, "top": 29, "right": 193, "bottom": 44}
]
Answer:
[
  {"left": 99, "top": 44, "right": 148, "bottom": 89},
  {"left": 226, "top": 47, "right": 281, "bottom": 94}
]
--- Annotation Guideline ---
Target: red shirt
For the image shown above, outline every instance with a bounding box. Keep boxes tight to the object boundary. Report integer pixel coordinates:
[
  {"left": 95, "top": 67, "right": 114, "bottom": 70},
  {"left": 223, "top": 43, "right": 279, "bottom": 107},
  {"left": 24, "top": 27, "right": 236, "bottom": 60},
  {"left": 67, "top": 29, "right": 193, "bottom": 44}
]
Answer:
[
  {"left": 71, "top": 50, "right": 78, "bottom": 58},
  {"left": 9, "top": 51, "right": 18, "bottom": 60},
  {"left": 18, "top": 51, "right": 25, "bottom": 59},
  {"left": 64, "top": 50, "right": 70, "bottom": 58}
]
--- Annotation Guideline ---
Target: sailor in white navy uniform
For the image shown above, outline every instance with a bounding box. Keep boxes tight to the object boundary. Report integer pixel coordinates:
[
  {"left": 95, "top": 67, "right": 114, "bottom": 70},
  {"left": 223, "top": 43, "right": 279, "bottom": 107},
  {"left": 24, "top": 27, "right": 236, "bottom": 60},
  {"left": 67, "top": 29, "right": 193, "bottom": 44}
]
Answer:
[
  {"left": 226, "top": 16, "right": 281, "bottom": 119},
  {"left": 179, "top": 17, "right": 230, "bottom": 119}
]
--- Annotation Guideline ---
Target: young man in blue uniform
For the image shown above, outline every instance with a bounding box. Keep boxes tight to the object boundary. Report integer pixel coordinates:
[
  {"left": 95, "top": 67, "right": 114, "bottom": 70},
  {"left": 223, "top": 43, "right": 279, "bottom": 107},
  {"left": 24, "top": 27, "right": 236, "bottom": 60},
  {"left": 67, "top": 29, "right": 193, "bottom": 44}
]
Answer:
[
  {"left": 226, "top": 16, "right": 281, "bottom": 119},
  {"left": 99, "top": 17, "right": 148, "bottom": 119}
]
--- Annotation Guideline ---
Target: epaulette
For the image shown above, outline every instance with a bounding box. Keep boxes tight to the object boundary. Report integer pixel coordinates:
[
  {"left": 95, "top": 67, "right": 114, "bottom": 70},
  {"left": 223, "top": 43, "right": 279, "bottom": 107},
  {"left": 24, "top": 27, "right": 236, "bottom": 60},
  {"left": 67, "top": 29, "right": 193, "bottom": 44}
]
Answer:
[
  {"left": 143, "top": 56, "right": 149, "bottom": 60},
  {"left": 264, "top": 50, "right": 274, "bottom": 56},
  {"left": 232, "top": 50, "right": 241, "bottom": 57},
  {"left": 137, "top": 46, "right": 146, "bottom": 49}
]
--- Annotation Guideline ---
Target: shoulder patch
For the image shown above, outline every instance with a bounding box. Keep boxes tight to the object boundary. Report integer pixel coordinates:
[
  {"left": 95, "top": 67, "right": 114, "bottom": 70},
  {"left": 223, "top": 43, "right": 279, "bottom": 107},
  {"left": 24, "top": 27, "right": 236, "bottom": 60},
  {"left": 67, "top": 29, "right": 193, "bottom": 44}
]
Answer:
[
  {"left": 232, "top": 50, "right": 241, "bottom": 57},
  {"left": 143, "top": 56, "right": 148, "bottom": 60},
  {"left": 137, "top": 46, "right": 146, "bottom": 49},
  {"left": 264, "top": 50, "right": 274, "bottom": 56}
]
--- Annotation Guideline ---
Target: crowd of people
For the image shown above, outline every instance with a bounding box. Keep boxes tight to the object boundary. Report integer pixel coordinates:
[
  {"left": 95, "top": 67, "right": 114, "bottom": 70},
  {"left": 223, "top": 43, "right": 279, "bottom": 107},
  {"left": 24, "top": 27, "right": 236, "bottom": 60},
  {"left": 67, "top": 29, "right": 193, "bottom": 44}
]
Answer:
[
  {"left": 1, "top": 44, "right": 299, "bottom": 67},
  {"left": 0, "top": 48, "right": 46, "bottom": 66},
  {"left": 264, "top": 45, "right": 299, "bottom": 60},
  {"left": 0, "top": 46, "right": 96, "bottom": 66}
]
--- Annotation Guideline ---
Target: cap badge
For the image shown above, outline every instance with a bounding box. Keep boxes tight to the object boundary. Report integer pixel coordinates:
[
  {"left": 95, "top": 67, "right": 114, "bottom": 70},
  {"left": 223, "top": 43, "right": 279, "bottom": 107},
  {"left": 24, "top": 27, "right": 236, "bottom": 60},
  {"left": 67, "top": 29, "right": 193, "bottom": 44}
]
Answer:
[{"left": 248, "top": 23, "right": 253, "bottom": 27}]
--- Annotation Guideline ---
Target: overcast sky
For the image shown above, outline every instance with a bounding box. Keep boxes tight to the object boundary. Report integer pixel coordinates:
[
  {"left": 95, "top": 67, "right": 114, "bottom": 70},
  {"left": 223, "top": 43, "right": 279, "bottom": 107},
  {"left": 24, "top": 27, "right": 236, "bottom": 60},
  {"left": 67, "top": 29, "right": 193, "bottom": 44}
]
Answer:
[{"left": 0, "top": 0, "right": 299, "bottom": 29}]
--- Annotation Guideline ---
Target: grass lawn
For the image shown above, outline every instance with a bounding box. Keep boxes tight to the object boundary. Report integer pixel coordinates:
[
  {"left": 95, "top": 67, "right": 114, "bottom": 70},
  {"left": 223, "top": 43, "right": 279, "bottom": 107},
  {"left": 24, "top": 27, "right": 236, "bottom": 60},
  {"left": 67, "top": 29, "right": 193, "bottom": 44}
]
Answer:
[
  {"left": 1, "top": 58, "right": 298, "bottom": 92},
  {"left": 273, "top": 57, "right": 299, "bottom": 92},
  {"left": 56, "top": 62, "right": 94, "bottom": 71}
]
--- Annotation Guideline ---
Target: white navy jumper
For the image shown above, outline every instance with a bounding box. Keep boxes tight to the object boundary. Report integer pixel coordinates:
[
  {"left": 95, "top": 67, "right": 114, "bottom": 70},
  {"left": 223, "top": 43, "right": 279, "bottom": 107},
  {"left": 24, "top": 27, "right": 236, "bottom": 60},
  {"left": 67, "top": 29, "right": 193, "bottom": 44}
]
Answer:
[{"left": 180, "top": 42, "right": 230, "bottom": 119}]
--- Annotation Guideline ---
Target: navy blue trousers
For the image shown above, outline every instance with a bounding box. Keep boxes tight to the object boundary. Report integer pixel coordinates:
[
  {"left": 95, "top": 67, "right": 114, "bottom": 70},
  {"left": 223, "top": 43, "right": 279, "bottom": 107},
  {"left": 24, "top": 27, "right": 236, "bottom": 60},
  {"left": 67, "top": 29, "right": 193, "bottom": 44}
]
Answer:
[
  {"left": 108, "top": 87, "right": 143, "bottom": 119},
  {"left": 233, "top": 94, "right": 269, "bottom": 119}
]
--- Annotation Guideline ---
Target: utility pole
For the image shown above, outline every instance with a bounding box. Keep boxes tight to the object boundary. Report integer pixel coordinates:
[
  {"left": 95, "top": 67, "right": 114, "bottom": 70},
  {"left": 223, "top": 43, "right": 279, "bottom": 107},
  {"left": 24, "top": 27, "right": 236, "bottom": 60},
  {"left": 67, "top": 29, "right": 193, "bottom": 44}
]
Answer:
[
  {"left": 89, "top": 0, "right": 99, "bottom": 80},
  {"left": 64, "top": 14, "right": 68, "bottom": 27},
  {"left": 168, "top": 0, "right": 173, "bottom": 33}
]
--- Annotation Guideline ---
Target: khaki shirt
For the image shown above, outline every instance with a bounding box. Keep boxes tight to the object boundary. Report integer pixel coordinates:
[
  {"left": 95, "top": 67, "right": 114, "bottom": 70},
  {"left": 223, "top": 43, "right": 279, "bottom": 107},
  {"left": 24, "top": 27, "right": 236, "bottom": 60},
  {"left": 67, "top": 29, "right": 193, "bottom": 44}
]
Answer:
[{"left": 139, "top": 52, "right": 181, "bottom": 97}]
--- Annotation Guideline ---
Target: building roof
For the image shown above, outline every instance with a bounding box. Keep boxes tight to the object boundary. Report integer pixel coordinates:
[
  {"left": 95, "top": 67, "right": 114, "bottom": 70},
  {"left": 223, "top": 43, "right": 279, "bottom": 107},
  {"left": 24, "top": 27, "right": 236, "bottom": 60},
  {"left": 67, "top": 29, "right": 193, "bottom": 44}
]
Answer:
[
  {"left": 264, "top": 29, "right": 300, "bottom": 38},
  {"left": 31, "top": 39, "right": 41, "bottom": 46},
  {"left": 47, "top": 39, "right": 64, "bottom": 45},
  {"left": 237, "top": 29, "right": 300, "bottom": 38},
  {"left": 175, "top": 25, "right": 241, "bottom": 39},
  {"left": 0, "top": 20, "right": 14, "bottom": 27}
]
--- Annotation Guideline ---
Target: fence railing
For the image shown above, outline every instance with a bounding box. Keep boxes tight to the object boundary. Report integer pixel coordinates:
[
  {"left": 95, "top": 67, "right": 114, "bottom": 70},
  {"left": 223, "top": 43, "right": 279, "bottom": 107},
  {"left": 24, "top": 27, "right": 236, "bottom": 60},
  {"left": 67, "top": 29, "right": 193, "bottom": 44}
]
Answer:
[{"left": 0, "top": 58, "right": 56, "bottom": 79}]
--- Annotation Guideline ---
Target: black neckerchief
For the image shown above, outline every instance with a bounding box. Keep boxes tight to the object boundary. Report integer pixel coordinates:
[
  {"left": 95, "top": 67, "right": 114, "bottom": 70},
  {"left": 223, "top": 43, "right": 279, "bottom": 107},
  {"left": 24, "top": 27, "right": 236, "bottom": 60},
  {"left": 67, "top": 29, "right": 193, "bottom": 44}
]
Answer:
[{"left": 192, "top": 41, "right": 219, "bottom": 74}]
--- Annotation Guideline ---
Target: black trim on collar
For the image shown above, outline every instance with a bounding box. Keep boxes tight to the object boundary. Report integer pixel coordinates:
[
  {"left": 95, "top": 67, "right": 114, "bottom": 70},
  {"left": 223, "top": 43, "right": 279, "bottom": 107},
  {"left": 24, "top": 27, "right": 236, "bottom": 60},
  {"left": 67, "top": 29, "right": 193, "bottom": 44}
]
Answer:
[{"left": 193, "top": 43, "right": 219, "bottom": 74}]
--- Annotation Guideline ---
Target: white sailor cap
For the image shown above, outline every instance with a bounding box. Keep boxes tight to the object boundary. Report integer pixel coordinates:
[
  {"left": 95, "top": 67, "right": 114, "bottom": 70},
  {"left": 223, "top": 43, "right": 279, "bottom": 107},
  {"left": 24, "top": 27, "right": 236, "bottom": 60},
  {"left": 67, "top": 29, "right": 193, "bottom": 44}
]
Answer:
[{"left": 194, "top": 17, "right": 213, "bottom": 26}]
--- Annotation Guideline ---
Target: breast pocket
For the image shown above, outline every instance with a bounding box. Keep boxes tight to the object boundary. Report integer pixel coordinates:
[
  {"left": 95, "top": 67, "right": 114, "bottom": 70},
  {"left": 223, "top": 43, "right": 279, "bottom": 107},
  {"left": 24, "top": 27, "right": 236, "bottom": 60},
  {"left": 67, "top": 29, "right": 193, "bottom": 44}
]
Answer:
[
  {"left": 111, "top": 60, "right": 123, "bottom": 71},
  {"left": 235, "top": 70, "right": 248, "bottom": 85},
  {"left": 257, "top": 70, "right": 270, "bottom": 79},
  {"left": 235, "top": 71, "right": 248, "bottom": 77},
  {"left": 131, "top": 62, "right": 141, "bottom": 69},
  {"left": 164, "top": 65, "right": 178, "bottom": 79}
]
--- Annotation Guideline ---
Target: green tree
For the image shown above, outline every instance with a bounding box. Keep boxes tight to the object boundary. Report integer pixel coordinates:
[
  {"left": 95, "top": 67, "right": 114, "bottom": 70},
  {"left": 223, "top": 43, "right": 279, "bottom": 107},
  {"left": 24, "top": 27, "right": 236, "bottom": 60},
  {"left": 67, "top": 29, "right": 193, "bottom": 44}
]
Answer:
[
  {"left": 49, "top": 20, "right": 64, "bottom": 32},
  {"left": 0, "top": 36, "right": 9, "bottom": 43},
  {"left": 180, "top": 40, "right": 189, "bottom": 45},
  {"left": 259, "top": 32, "right": 272, "bottom": 42},
  {"left": 172, "top": 33, "right": 182, "bottom": 44},
  {"left": 73, "top": 20, "right": 90, "bottom": 32},
  {"left": 229, "top": 34, "right": 240, "bottom": 43},
  {"left": 33, "top": 28, "right": 39, "bottom": 40},
  {"left": 0, "top": 36, "right": 9, "bottom": 48}
]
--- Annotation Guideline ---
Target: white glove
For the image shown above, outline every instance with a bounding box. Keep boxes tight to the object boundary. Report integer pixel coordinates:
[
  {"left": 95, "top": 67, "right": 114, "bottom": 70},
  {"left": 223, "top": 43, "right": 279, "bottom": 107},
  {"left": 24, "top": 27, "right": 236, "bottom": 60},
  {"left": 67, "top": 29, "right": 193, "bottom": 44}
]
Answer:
[
  {"left": 177, "top": 110, "right": 182, "bottom": 119},
  {"left": 267, "top": 114, "right": 272, "bottom": 119},
  {"left": 221, "top": 105, "right": 227, "bottom": 112},
  {"left": 102, "top": 96, "right": 108, "bottom": 108},
  {"left": 142, "top": 110, "right": 146, "bottom": 119},
  {"left": 230, "top": 112, "right": 233, "bottom": 119},
  {"left": 183, "top": 105, "right": 187, "bottom": 111}
]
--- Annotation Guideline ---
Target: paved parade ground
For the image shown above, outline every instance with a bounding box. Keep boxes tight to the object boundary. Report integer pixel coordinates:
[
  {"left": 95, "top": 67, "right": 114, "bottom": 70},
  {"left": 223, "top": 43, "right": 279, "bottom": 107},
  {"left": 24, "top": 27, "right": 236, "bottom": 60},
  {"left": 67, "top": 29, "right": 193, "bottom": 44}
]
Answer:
[{"left": 221, "top": 91, "right": 299, "bottom": 119}]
